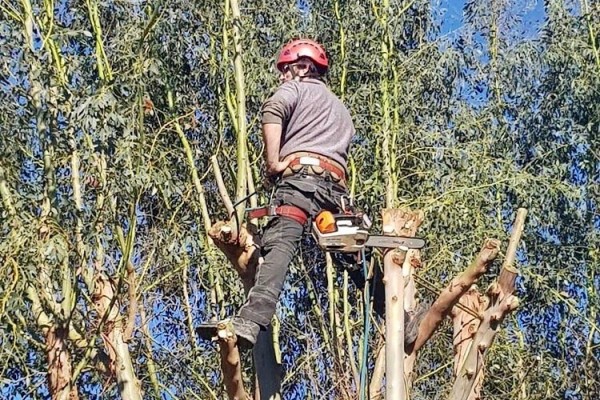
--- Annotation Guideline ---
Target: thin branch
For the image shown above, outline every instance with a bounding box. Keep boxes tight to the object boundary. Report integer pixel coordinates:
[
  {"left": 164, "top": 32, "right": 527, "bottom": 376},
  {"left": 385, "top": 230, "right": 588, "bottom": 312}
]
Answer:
[
  {"left": 0, "top": 166, "right": 16, "bottom": 217},
  {"left": 211, "top": 155, "right": 235, "bottom": 216},
  {"left": 229, "top": 0, "right": 249, "bottom": 223},
  {"left": 172, "top": 98, "right": 213, "bottom": 240},
  {"left": 139, "top": 301, "right": 161, "bottom": 398},
  {"left": 497, "top": 208, "right": 527, "bottom": 293}
]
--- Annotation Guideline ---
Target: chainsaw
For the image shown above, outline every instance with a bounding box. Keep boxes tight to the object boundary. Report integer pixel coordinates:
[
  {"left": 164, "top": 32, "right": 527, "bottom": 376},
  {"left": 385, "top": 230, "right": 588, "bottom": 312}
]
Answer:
[{"left": 312, "top": 210, "right": 426, "bottom": 253}]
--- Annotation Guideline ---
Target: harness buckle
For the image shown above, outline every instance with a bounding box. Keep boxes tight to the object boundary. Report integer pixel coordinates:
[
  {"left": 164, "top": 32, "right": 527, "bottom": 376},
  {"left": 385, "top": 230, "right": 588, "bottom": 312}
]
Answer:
[{"left": 268, "top": 205, "right": 277, "bottom": 216}]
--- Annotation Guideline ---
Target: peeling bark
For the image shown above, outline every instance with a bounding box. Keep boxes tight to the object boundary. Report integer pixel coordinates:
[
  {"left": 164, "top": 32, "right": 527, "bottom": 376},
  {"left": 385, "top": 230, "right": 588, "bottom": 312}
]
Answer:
[
  {"left": 410, "top": 239, "right": 500, "bottom": 354},
  {"left": 92, "top": 274, "right": 142, "bottom": 400},
  {"left": 208, "top": 221, "right": 260, "bottom": 291},
  {"left": 123, "top": 260, "right": 138, "bottom": 342},
  {"left": 46, "top": 325, "right": 79, "bottom": 400},
  {"left": 451, "top": 287, "right": 486, "bottom": 400},
  {"left": 380, "top": 208, "right": 424, "bottom": 399},
  {"left": 449, "top": 208, "right": 527, "bottom": 400}
]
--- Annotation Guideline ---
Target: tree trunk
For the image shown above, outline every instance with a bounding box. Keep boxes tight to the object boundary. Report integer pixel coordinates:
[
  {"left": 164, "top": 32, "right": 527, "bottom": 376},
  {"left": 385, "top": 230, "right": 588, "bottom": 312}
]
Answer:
[
  {"left": 382, "top": 208, "right": 425, "bottom": 399},
  {"left": 371, "top": 208, "right": 425, "bottom": 399},
  {"left": 112, "top": 328, "right": 142, "bottom": 400},
  {"left": 383, "top": 248, "right": 406, "bottom": 399},
  {"left": 451, "top": 287, "right": 486, "bottom": 400},
  {"left": 209, "top": 221, "right": 281, "bottom": 399},
  {"left": 254, "top": 326, "right": 282, "bottom": 400},
  {"left": 218, "top": 324, "right": 251, "bottom": 400},
  {"left": 93, "top": 274, "right": 142, "bottom": 400},
  {"left": 46, "top": 325, "right": 79, "bottom": 400}
]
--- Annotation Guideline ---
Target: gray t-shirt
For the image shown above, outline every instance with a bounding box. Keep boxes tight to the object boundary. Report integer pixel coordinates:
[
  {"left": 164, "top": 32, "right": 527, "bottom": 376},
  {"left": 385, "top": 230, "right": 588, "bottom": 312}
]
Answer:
[{"left": 261, "top": 78, "right": 355, "bottom": 170}]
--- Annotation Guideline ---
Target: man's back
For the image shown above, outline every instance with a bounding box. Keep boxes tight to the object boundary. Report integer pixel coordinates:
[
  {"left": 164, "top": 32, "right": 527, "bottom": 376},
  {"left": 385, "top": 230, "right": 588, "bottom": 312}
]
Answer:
[{"left": 261, "top": 77, "right": 355, "bottom": 169}]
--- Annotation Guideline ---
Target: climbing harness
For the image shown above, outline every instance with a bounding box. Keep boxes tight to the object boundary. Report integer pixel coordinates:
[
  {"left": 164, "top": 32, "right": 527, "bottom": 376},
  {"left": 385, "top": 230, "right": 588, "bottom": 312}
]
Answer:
[{"left": 246, "top": 204, "right": 308, "bottom": 226}]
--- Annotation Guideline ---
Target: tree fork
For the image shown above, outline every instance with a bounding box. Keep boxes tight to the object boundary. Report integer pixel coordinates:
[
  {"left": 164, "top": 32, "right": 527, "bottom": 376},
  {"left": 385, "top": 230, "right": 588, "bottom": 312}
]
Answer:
[
  {"left": 449, "top": 208, "right": 527, "bottom": 400},
  {"left": 411, "top": 239, "right": 501, "bottom": 353},
  {"left": 92, "top": 274, "right": 142, "bottom": 400},
  {"left": 208, "top": 158, "right": 282, "bottom": 399}
]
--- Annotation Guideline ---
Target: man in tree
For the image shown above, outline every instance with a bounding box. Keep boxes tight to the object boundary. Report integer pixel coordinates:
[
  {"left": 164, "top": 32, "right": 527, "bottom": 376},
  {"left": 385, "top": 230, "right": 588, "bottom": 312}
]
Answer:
[{"left": 198, "top": 38, "right": 355, "bottom": 348}]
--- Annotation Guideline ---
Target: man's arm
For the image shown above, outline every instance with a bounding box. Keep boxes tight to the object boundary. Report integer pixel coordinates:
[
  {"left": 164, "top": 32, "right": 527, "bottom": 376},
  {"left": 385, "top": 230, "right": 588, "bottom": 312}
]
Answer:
[{"left": 262, "top": 123, "right": 290, "bottom": 176}]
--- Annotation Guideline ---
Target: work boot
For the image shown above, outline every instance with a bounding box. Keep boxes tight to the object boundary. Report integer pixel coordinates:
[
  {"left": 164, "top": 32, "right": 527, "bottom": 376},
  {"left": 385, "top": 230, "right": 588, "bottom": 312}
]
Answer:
[{"left": 196, "top": 316, "right": 260, "bottom": 350}]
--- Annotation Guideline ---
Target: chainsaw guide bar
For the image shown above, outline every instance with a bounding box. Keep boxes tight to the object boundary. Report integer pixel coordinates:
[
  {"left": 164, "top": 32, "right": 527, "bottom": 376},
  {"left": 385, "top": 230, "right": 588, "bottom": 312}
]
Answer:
[{"left": 363, "top": 235, "right": 426, "bottom": 250}]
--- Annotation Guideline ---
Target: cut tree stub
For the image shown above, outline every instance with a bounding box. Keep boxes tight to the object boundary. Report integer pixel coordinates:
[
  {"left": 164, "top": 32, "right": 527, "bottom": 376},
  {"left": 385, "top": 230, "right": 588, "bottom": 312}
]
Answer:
[{"left": 208, "top": 220, "right": 260, "bottom": 287}]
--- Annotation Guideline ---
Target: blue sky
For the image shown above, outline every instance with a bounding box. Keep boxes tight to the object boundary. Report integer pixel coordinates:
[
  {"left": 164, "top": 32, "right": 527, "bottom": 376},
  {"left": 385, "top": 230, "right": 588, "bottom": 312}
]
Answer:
[{"left": 438, "top": 0, "right": 546, "bottom": 38}]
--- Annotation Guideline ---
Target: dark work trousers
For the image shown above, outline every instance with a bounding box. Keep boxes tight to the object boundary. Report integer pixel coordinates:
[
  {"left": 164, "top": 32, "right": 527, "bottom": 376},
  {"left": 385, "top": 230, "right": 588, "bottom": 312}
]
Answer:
[{"left": 235, "top": 173, "right": 348, "bottom": 343}]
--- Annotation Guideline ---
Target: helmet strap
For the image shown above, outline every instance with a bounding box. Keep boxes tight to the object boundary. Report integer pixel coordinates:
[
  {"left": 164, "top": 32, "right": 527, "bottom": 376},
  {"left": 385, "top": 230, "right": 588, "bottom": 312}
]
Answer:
[
  {"left": 289, "top": 65, "right": 300, "bottom": 80},
  {"left": 282, "top": 60, "right": 321, "bottom": 82}
]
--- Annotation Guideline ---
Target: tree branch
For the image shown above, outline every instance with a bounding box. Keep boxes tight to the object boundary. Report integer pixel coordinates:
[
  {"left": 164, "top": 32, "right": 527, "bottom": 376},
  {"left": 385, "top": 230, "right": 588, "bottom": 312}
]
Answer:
[
  {"left": 211, "top": 155, "right": 235, "bottom": 216},
  {"left": 449, "top": 209, "right": 527, "bottom": 400},
  {"left": 411, "top": 239, "right": 500, "bottom": 353}
]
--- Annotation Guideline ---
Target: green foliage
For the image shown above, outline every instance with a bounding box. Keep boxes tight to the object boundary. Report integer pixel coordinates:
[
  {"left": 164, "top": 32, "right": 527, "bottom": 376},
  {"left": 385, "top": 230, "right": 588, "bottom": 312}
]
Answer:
[{"left": 0, "top": 0, "right": 598, "bottom": 399}]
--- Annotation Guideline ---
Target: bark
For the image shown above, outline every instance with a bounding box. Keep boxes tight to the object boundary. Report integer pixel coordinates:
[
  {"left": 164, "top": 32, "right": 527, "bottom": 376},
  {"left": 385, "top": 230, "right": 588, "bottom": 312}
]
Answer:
[
  {"left": 451, "top": 287, "right": 486, "bottom": 400},
  {"left": 208, "top": 221, "right": 259, "bottom": 291},
  {"left": 92, "top": 274, "right": 142, "bottom": 400},
  {"left": 383, "top": 248, "right": 406, "bottom": 399},
  {"left": 123, "top": 260, "right": 137, "bottom": 342},
  {"left": 371, "top": 250, "right": 423, "bottom": 399},
  {"left": 139, "top": 301, "right": 161, "bottom": 398},
  {"left": 211, "top": 155, "right": 235, "bottom": 216},
  {"left": 325, "top": 253, "right": 352, "bottom": 397},
  {"left": 46, "top": 325, "right": 79, "bottom": 400},
  {"left": 410, "top": 239, "right": 501, "bottom": 353},
  {"left": 380, "top": 208, "right": 424, "bottom": 400},
  {"left": 208, "top": 220, "right": 281, "bottom": 399},
  {"left": 369, "top": 338, "right": 386, "bottom": 400},
  {"left": 212, "top": 321, "right": 251, "bottom": 400},
  {"left": 449, "top": 208, "right": 527, "bottom": 400},
  {"left": 27, "top": 286, "right": 110, "bottom": 380},
  {"left": 208, "top": 221, "right": 262, "bottom": 399},
  {"left": 229, "top": 0, "right": 249, "bottom": 224},
  {"left": 343, "top": 270, "right": 360, "bottom": 387}
]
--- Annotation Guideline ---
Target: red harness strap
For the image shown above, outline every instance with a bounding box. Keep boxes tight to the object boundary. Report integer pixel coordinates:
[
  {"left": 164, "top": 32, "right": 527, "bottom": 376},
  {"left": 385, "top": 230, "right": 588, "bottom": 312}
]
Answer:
[{"left": 247, "top": 205, "right": 308, "bottom": 226}]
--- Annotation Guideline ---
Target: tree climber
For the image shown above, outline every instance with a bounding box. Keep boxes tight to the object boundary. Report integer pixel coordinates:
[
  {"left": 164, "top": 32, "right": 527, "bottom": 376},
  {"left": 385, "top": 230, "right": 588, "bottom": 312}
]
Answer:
[{"left": 197, "top": 38, "right": 355, "bottom": 348}]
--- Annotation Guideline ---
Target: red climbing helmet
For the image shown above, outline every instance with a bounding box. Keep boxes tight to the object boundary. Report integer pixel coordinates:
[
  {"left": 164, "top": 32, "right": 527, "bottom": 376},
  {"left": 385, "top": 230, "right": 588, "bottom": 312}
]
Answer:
[{"left": 276, "top": 39, "right": 329, "bottom": 74}]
